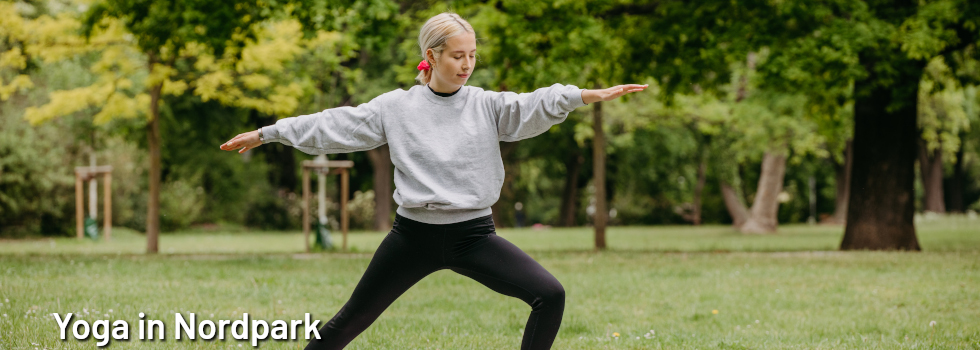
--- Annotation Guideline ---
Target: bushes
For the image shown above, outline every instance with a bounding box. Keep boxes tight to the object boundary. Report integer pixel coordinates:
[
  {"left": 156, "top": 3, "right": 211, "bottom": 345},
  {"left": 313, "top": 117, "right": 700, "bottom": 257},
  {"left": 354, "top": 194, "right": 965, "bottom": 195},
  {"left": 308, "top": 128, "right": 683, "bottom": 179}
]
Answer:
[
  {"left": 159, "top": 178, "right": 206, "bottom": 232},
  {"left": 347, "top": 190, "right": 376, "bottom": 230},
  {"left": 244, "top": 185, "right": 303, "bottom": 230},
  {"left": 0, "top": 95, "right": 77, "bottom": 237}
]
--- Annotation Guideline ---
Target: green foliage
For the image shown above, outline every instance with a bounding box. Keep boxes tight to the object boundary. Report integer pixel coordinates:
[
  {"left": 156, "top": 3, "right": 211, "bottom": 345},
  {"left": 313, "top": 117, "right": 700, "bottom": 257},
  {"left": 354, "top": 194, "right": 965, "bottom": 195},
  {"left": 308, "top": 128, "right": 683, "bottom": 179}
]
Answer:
[
  {"left": 0, "top": 95, "right": 76, "bottom": 237},
  {"left": 96, "top": 135, "right": 148, "bottom": 231},
  {"left": 158, "top": 177, "right": 206, "bottom": 232},
  {"left": 919, "top": 56, "right": 973, "bottom": 159},
  {"left": 0, "top": 49, "right": 128, "bottom": 237},
  {"left": 466, "top": 0, "right": 618, "bottom": 90},
  {"left": 5, "top": 0, "right": 980, "bottom": 235},
  {"left": 81, "top": 0, "right": 270, "bottom": 57},
  {"left": 347, "top": 189, "right": 377, "bottom": 230},
  {"left": 244, "top": 184, "right": 303, "bottom": 230}
]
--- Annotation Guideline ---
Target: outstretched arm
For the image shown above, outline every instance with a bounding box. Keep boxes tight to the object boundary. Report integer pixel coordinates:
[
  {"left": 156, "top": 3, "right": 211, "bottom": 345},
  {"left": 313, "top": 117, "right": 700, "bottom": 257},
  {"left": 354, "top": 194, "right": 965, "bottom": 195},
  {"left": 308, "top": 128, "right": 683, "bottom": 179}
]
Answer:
[
  {"left": 220, "top": 96, "right": 387, "bottom": 155},
  {"left": 581, "top": 84, "right": 649, "bottom": 104},
  {"left": 490, "top": 83, "right": 650, "bottom": 142}
]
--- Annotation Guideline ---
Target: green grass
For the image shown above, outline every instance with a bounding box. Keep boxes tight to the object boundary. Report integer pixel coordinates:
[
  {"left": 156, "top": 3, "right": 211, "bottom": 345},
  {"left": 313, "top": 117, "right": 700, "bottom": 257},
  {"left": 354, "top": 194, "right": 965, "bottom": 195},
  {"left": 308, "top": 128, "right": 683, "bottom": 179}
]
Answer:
[
  {"left": 3, "top": 214, "right": 979, "bottom": 255},
  {"left": 1, "top": 217, "right": 978, "bottom": 349}
]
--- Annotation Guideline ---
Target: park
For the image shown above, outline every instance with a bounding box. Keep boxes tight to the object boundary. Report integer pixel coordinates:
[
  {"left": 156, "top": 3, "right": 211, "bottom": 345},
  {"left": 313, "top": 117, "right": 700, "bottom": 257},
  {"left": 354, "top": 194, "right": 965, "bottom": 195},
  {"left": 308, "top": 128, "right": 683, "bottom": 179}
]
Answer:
[{"left": 2, "top": 0, "right": 980, "bottom": 349}]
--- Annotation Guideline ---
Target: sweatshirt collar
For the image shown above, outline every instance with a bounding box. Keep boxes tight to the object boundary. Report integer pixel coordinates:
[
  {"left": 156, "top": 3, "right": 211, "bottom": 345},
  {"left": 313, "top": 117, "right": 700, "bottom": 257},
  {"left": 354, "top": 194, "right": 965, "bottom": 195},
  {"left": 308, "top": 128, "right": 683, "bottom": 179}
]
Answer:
[
  {"left": 421, "top": 83, "right": 468, "bottom": 106},
  {"left": 428, "top": 84, "right": 461, "bottom": 97}
]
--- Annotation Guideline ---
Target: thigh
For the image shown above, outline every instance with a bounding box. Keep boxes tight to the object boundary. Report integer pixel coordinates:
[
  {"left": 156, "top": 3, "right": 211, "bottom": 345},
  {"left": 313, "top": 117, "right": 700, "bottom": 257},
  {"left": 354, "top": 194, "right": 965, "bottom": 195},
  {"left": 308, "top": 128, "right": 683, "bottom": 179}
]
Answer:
[
  {"left": 341, "top": 230, "right": 440, "bottom": 312},
  {"left": 449, "top": 235, "right": 563, "bottom": 304}
]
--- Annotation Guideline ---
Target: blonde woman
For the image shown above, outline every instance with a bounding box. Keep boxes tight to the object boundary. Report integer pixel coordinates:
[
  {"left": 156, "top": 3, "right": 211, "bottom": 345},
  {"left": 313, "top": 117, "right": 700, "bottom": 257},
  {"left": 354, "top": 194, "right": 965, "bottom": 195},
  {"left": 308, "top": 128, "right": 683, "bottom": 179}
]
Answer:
[{"left": 221, "top": 12, "right": 646, "bottom": 350}]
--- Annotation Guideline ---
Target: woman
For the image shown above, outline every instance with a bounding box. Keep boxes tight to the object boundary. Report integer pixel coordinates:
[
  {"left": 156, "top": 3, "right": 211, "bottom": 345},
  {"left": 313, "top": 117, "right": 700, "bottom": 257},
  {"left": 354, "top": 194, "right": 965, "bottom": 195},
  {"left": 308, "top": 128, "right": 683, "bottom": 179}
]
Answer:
[{"left": 221, "top": 12, "right": 646, "bottom": 350}]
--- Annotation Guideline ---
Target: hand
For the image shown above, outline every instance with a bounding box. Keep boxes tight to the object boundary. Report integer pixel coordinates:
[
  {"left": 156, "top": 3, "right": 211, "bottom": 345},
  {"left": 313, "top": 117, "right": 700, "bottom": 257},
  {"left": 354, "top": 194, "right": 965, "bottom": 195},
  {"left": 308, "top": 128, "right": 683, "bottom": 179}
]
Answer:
[
  {"left": 220, "top": 130, "right": 262, "bottom": 154},
  {"left": 582, "top": 84, "right": 649, "bottom": 104}
]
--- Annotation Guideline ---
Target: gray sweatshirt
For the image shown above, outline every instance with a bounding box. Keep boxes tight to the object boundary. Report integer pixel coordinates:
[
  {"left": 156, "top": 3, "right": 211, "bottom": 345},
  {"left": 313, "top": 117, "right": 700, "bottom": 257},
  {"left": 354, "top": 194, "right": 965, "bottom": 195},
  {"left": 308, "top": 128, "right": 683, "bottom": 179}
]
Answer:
[{"left": 261, "top": 83, "right": 586, "bottom": 224}]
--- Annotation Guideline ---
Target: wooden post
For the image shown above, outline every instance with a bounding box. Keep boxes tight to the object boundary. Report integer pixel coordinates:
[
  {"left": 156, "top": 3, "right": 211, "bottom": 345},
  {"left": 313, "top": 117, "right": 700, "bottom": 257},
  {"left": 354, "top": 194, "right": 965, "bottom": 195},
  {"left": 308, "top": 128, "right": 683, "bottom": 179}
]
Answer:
[
  {"left": 75, "top": 174, "right": 83, "bottom": 239},
  {"left": 302, "top": 168, "right": 310, "bottom": 253},
  {"left": 88, "top": 154, "right": 97, "bottom": 219},
  {"left": 104, "top": 173, "right": 112, "bottom": 240},
  {"left": 72, "top": 165, "right": 113, "bottom": 239},
  {"left": 300, "top": 159, "right": 353, "bottom": 252},
  {"left": 341, "top": 168, "right": 349, "bottom": 251}
]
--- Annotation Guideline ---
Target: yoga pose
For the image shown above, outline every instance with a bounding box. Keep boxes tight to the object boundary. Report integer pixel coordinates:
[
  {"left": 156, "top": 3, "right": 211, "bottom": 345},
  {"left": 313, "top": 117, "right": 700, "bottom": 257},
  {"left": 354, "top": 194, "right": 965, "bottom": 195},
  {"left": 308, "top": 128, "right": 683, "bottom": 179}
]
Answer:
[{"left": 221, "top": 12, "right": 646, "bottom": 350}]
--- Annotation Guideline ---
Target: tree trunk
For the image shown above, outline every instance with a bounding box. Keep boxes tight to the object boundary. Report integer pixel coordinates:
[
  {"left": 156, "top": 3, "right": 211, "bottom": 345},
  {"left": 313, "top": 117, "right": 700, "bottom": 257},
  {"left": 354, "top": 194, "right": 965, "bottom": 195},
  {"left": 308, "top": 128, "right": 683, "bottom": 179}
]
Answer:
[
  {"left": 558, "top": 150, "right": 583, "bottom": 227},
  {"left": 491, "top": 141, "right": 520, "bottom": 228},
  {"left": 918, "top": 138, "right": 946, "bottom": 213},
  {"left": 824, "top": 139, "right": 853, "bottom": 224},
  {"left": 146, "top": 80, "right": 162, "bottom": 254},
  {"left": 840, "top": 57, "right": 921, "bottom": 251},
  {"left": 592, "top": 100, "right": 607, "bottom": 250},
  {"left": 721, "top": 51, "right": 759, "bottom": 229},
  {"left": 740, "top": 152, "right": 787, "bottom": 234},
  {"left": 945, "top": 133, "right": 966, "bottom": 213},
  {"left": 721, "top": 181, "right": 749, "bottom": 227},
  {"left": 366, "top": 144, "right": 392, "bottom": 231},
  {"left": 692, "top": 155, "right": 707, "bottom": 225}
]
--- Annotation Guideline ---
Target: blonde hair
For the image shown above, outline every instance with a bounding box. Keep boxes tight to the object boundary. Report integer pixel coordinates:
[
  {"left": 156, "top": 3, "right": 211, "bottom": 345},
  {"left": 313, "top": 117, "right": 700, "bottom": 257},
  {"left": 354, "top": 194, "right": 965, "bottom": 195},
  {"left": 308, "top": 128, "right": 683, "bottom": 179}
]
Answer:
[{"left": 416, "top": 13, "right": 475, "bottom": 85}]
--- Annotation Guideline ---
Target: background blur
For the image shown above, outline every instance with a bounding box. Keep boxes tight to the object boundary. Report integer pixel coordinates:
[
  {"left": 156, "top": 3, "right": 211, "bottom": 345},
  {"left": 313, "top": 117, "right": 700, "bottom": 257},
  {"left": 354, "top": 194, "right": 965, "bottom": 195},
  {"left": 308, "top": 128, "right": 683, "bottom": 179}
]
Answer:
[{"left": 2, "top": 0, "right": 978, "bottom": 239}]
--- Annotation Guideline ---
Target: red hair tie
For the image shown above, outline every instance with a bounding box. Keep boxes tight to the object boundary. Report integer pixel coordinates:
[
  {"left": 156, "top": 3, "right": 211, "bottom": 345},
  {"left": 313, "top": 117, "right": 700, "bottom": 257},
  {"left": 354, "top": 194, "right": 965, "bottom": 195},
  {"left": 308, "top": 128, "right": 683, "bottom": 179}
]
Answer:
[{"left": 417, "top": 60, "right": 431, "bottom": 71}]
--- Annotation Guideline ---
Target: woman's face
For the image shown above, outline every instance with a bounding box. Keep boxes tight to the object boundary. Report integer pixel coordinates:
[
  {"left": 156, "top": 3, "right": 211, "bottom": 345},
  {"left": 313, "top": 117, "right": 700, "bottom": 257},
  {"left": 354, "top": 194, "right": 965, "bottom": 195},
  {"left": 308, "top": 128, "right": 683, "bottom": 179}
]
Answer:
[{"left": 427, "top": 33, "right": 476, "bottom": 91}]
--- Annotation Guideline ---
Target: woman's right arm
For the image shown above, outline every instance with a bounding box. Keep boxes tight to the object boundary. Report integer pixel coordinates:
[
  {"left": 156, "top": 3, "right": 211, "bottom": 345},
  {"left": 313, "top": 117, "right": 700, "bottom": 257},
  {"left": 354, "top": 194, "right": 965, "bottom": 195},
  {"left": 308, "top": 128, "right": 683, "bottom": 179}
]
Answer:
[{"left": 220, "top": 95, "right": 387, "bottom": 155}]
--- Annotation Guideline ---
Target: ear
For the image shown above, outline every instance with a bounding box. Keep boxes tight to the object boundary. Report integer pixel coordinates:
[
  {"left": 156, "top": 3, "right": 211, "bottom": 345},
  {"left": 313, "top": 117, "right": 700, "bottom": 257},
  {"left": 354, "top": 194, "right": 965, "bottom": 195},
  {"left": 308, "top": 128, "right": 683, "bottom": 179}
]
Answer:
[{"left": 425, "top": 49, "right": 436, "bottom": 66}]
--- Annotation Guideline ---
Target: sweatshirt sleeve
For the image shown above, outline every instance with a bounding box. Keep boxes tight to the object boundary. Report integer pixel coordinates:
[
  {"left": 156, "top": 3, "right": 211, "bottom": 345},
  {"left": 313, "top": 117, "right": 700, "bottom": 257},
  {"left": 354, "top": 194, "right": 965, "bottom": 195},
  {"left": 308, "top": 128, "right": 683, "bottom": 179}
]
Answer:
[
  {"left": 260, "top": 96, "right": 386, "bottom": 155},
  {"left": 487, "top": 83, "right": 587, "bottom": 142}
]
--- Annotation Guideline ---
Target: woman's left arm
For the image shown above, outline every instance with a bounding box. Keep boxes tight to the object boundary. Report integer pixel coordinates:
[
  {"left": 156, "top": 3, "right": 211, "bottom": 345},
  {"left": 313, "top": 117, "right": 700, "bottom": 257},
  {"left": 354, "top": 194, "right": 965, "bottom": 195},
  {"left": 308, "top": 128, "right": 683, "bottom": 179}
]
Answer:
[
  {"left": 490, "top": 83, "right": 650, "bottom": 142},
  {"left": 581, "top": 84, "right": 649, "bottom": 105}
]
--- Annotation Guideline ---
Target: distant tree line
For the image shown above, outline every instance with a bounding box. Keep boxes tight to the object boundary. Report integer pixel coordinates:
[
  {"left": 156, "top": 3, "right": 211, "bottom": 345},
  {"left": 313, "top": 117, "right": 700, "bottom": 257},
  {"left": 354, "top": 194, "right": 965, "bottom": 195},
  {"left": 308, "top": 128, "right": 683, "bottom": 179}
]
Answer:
[{"left": 1, "top": 0, "right": 978, "bottom": 252}]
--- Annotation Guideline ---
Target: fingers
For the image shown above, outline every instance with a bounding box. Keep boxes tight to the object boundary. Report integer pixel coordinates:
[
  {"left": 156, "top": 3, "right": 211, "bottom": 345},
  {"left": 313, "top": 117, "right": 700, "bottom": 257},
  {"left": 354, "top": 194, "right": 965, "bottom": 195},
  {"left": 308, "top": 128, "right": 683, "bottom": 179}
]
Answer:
[
  {"left": 220, "top": 133, "right": 248, "bottom": 151},
  {"left": 603, "top": 84, "right": 647, "bottom": 101},
  {"left": 613, "top": 84, "right": 649, "bottom": 97},
  {"left": 621, "top": 84, "right": 649, "bottom": 93},
  {"left": 220, "top": 136, "right": 238, "bottom": 151}
]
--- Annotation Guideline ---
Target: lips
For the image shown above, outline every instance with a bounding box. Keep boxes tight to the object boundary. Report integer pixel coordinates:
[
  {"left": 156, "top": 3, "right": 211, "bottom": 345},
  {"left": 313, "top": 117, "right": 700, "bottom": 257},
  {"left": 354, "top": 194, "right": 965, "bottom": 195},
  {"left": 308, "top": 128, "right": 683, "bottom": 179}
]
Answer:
[{"left": 457, "top": 73, "right": 470, "bottom": 78}]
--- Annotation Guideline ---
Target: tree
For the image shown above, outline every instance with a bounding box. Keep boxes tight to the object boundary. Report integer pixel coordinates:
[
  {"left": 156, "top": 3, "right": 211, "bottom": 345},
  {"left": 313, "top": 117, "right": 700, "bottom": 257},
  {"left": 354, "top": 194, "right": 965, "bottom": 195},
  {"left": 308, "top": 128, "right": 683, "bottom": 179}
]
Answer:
[
  {"left": 24, "top": 0, "right": 289, "bottom": 252},
  {"left": 603, "top": 3, "right": 798, "bottom": 234},
  {"left": 467, "top": 0, "right": 625, "bottom": 248},
  {"left": 292, "top": 0, "right": 404, "bottom": 231},
  {"left": 605, "top": 0, "right": 978, "bottom": 248},
  {"left": 606, "top": 54, "right": 824, "bottom": 233},
  {"left": 756, "top": 0, "right": 979, "bottom": 250}
]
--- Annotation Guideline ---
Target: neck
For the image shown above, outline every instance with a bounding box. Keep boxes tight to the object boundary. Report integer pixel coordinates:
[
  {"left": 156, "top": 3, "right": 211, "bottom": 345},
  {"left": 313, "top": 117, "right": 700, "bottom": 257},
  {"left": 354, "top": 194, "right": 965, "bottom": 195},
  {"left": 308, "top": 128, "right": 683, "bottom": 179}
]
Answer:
[{"left": 428, "top": 78, "right": 462, "bottom": 94}]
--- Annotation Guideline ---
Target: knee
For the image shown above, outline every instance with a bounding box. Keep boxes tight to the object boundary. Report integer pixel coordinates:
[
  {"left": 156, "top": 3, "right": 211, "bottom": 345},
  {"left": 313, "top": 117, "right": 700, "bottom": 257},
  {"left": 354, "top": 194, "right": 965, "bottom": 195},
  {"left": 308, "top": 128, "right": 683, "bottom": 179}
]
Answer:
[{"left": 536, "top": 280, "right": 565, "bottom": 307}]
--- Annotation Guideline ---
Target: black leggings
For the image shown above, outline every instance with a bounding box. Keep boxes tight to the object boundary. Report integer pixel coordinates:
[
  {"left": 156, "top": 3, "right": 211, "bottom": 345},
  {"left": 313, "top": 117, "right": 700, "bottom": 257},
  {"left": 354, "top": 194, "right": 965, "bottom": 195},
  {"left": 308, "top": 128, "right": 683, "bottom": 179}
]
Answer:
[{"left": 305, "top": 214, "right": 565, "bottom": 350}]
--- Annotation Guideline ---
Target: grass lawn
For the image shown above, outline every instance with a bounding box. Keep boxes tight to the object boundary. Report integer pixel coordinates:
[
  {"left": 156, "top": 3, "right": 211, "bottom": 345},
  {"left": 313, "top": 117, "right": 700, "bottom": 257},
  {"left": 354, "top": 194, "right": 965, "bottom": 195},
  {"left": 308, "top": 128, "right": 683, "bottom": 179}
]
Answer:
[
  {"left": 1, "top": 216, "right": 978, "bottom": 349},
  {"left": 3, "top": 214, "right": 978, "bottom": 255}
]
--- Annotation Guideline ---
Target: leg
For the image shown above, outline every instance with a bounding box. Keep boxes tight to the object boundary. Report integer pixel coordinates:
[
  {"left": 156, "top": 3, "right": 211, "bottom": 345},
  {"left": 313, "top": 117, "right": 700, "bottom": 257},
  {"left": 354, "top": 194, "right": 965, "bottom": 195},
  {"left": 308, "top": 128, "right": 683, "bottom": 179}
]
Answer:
[
  {"left": 450, "top": 235, "right": 565, "bottom": 350},
  {"left": 306, "top": 231, "right": 439, "bottom": 350}
]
